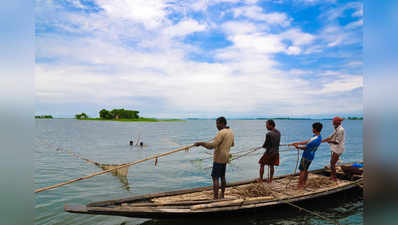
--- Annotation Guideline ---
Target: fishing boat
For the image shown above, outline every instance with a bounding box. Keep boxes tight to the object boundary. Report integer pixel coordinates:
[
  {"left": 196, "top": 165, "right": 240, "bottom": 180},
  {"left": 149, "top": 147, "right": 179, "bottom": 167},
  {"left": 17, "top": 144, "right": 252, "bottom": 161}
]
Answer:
[{"left": 64, "top": 162, "right": 363, "bottom": 219}]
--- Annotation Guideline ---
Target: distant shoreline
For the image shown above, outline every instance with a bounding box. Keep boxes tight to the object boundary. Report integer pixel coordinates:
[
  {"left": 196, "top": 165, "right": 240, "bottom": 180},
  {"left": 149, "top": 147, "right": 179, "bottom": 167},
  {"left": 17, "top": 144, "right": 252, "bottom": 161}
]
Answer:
[
  {"left": 35, "top": 117, "right": 363, "bottom": 121},
  {"left": 76, "top": 118, "right": 184, "bottom": 122},
  {"left": 186, "top": 118, "right": 363, "bottom": 121}
]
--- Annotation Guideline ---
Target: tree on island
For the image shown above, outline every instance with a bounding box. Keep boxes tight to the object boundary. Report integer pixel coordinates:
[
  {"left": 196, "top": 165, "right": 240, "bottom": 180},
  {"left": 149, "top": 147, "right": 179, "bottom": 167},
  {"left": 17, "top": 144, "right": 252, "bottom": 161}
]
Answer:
[
  {"left": 99, "top": 109, "right": 113, "bottom": 119},
  {"left": 75, "top": 113, "right": 88, "bottom": 119},
  {"left": 99, "top": 108, "right": 139, "bottom": 119},
  {"left": 35, "top": 115, "right": 53, "bottom": 119}
]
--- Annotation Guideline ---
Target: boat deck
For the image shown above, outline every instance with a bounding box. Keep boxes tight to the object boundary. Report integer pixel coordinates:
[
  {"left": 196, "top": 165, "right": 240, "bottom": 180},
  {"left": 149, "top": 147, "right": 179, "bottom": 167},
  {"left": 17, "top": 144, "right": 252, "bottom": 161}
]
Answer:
[{"left": 116, "top": 173, "right": 352, "bottom": 211}]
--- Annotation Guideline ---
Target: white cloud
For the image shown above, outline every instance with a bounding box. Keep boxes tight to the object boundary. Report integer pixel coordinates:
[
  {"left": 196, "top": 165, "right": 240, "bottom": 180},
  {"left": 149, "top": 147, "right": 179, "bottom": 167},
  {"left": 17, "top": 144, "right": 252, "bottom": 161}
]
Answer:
[
  {"left": 163, "top": 19, "right": 207, "bottom": 37},
  {"left": 286, "top": 46, "right": 301, "bottom": 55},
  {"left": 346, "top": 61, "right": 363, "bottom": 67},
  {"left": 345, "top": 19, "right": 363, "bottom": 29},
  {"left": 94, "top": 0, "right": 171, "bottom": 29},
  {"left": 320, "top": 25, "right": 360, "bottom": 48},
  {"left": 320, "top": 70, "right": 341, "bottom": 76},
  {"left": 321, "top": 2, "right": 363, "bottom": 21},
  {"left": 221, "top": 21, "right": 260, "bottom": 35},
  {"left": 282, "top": 69, "right": 312, "bottom": 76},
  {"left": 279, "top": 28, "right": 315, "bottom": 45},
  {"left": 299, "top": 0, "right": 336, "bottom": 4},
  {"left": 190, "top": 0, "right": 209, "bottom": 11},
  {"left": 319, "top": 75, "right": 363, "bottom": 94},
  {"left": 352, "top": 3, "right": 363, "bottom": 17},
  {"left": 230, "top": 33, "right": 286, "bottom": 54},
  {"left": 233, "top": 6, "right": 291, "bottom": 27},
  {"left": 63, "top": 0, "right": 86, "bottom": 9}
]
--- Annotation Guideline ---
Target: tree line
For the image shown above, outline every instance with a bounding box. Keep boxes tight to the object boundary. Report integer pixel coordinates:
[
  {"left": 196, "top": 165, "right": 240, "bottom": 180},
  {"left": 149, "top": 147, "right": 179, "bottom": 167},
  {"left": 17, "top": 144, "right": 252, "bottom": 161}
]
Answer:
[
  {"left": 99, "top": 108, "right": 139, "bottom": 119},
  {"left": 75, "top": 109, "right": 140, "bottom": 120}
]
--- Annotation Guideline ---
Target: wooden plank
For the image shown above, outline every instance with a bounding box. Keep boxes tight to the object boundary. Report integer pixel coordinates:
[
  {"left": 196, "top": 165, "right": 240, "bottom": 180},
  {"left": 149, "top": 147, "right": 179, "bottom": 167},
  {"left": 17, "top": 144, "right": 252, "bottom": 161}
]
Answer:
[
  {"left": 191, "top": 199, "right": 244, "bottom": 210},
  {"left": 125, "top": 199, "right": 218, "bottom": 207}
]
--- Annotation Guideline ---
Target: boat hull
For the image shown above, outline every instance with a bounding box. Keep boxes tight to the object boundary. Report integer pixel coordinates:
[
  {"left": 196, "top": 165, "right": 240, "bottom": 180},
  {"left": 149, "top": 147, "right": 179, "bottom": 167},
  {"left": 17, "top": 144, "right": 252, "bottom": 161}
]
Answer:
[{"left": 65, "top": 164, "right": 363, "bottom": 219}]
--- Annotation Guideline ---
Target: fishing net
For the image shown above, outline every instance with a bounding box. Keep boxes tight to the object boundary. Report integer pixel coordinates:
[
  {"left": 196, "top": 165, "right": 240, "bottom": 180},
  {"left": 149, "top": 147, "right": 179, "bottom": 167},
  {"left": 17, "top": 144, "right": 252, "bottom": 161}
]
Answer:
[
  {"left": 305, "top": 175, "right": 334, "bottom": 189},
  {"left": 55, "top": 147, "right": 129, "bottom": 177},
  {"left": 229, "top": 183, "right": 272, "bottom": 198},
  {"left": 99, "top": 164, "right": 129, "bottom": 177}
]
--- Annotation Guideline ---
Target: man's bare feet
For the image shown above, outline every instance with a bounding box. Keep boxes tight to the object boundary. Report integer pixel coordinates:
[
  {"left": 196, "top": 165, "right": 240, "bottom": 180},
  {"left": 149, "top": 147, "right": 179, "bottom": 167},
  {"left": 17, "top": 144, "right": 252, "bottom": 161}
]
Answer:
[
  {"left": 256, "top": 178, "right": 263, "bottom": 183},
  {"left": 266, "top": 179, "right": 272, "bottom": 184}
]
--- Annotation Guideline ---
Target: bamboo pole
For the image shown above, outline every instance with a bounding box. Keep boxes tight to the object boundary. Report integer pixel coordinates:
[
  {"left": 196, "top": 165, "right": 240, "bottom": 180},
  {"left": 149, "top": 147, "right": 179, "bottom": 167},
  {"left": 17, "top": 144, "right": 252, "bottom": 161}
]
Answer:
[{"left": 35, "top": 144, "right": 194, "bottom": 193}]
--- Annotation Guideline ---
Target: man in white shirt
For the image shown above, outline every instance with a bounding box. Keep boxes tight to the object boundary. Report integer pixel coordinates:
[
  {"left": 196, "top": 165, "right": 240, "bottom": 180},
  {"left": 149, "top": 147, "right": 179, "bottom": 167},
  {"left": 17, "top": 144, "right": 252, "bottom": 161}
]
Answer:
[{"left": 322, "top": 116, "right": 345, "bottom": 182}]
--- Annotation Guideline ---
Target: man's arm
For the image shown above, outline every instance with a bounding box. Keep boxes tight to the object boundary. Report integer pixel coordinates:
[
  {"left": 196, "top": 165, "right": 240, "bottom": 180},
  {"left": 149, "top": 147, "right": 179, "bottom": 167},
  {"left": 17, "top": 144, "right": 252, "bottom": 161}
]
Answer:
[
  {"left": 323, "top": 131, "right": 338, "bottom": 144},
  {"left": 322, "top": 137, "right": 331, "bottom": 143},
  {"left": 288, "top": 139, "right": 310, "bottom": 150},
  {"left": 289, "top": 140, "right": 309, "bottom": 146},
  {"left": 194, "top": 132, "right": 223, "bottom": 150},
  {"left": 295, "top": 146, "right": 306, "bottom": 150},
  {"left": 262, "top": 133, "right": 270, "bottom": 149}
]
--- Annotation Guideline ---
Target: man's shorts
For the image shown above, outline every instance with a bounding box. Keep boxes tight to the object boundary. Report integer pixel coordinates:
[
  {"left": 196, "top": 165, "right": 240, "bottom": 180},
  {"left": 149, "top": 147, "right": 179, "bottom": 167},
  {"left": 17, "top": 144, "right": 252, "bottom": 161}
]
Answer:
[
  {"left": 211, "top": 162, "right": 226, "bottom": 178},
  {"left": 259, "top": 152, "right": 280, "bottom": 166},
  {"left": 299, "top": 157, "right": 312, "bottom": 171}
]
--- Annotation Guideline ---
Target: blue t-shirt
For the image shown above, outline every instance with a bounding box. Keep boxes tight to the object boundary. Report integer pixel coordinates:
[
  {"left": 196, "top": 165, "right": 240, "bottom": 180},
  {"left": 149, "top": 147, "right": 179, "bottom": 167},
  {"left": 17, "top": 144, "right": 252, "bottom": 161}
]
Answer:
[{"left": 302, "top": 135, "right": 322, "bottom": 161}]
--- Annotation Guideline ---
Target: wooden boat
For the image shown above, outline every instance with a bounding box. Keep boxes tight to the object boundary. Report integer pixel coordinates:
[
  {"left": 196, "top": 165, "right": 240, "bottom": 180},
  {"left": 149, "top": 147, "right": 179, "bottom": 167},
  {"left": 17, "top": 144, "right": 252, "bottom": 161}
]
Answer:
[{"left": 65, "top": 162, "right": 363, "bottom": 219}]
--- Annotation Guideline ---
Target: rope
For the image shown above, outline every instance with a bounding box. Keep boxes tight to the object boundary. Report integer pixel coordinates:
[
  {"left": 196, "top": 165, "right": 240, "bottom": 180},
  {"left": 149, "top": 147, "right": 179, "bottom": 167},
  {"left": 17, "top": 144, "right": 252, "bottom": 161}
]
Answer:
[
  {"left": 285, "top": 145, "right": 300, "bottom": 189},
  {"left": 230, "top": 146, "right": 263, "bottom": 161},
  {"left": 266, "top": 176, "right": 345, "bottom": 225},
  {"left": 200, "top": 146, "right": 301, "bottom": 169},
  {"left": 193, "top": 147, "right": 294, "bottom": 163},
  {"left": 281, "top": 199, "right": 343, "bottom": 225}
]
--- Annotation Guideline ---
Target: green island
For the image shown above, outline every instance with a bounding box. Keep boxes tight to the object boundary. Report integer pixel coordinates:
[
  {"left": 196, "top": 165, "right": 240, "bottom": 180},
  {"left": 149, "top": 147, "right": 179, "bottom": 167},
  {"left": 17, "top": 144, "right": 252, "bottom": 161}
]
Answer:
[
  {"left": 347, "top": 116, "right": 363, "bottom": 120},
  {"left": 76, "top": 108, "right": 183, "bottom": 122},
  {"left": 35, "top": 115, "right": 53, "bottom": 119}
]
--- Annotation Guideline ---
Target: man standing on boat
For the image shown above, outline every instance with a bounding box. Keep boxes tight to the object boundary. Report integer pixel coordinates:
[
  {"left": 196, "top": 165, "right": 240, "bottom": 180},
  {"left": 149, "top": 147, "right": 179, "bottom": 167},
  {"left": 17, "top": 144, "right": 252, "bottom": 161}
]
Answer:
[
  {"left": 194, "top": 117, "right": 235, "bottom": 199},
  {"left": 322, "top": 116, "right": 345, "bottom": 182},
  {"left": 289, "top": 122, "right": 323, "bottom": 189},
  {"left": 257, "top": 119, "right": 281, "bottom": 183}
]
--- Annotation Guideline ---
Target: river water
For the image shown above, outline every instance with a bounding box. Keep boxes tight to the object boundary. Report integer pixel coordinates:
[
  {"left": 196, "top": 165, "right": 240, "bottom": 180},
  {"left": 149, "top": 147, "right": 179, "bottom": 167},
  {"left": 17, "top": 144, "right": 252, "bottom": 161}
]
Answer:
[{"left": 35, "top": 119, "right": 363, "bottom": 225}]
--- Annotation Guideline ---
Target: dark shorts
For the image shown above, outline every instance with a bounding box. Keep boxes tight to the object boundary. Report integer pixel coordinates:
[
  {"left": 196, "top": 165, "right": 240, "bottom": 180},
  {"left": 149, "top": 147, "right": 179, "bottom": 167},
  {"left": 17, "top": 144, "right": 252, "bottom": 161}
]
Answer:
[
  {"left": 299, "top": 157, "right": 312, "bottom": 171},
  {"left": 211, "top": 162, "right": 226, "bottom": 178},
  {"left": 259, "top": 152, "right": 280, "bottom": 166}
]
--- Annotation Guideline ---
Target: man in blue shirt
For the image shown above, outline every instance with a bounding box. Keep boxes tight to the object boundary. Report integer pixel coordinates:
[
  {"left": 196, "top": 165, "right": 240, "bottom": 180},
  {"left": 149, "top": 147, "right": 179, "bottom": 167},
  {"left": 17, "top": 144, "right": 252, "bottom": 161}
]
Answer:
[{"left": 289, "top": 122, "right": 323, "bottom": 189}]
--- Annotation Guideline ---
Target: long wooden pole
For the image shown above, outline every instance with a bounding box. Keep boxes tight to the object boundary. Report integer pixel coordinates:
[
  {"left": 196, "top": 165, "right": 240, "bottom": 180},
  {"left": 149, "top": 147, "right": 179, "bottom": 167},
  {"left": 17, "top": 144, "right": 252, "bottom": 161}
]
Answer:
[{"left": 35, "top": 144, "right": 194, "bottom": 193}]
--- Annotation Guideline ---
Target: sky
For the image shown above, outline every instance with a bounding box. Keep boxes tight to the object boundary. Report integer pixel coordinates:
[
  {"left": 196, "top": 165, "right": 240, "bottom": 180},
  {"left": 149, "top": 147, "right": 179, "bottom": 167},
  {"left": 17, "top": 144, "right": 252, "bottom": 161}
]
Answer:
[{"left": 35, "top": 0, "right": 363, "bottom": 119}]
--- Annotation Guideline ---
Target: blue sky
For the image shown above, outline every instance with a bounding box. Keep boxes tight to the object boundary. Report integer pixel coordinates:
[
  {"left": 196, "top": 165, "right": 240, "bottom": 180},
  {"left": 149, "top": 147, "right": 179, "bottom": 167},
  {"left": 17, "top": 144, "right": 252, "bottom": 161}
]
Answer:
[{"left": 35, "top": 0, "right": 363, "bottom": 118}]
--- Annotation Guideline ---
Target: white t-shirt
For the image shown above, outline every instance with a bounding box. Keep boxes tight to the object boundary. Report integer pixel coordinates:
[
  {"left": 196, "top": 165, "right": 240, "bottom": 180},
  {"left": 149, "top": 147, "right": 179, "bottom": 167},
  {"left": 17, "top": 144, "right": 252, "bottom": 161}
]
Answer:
[{"left": 328, "top": 125, "right": 345, "bottom": 155}]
